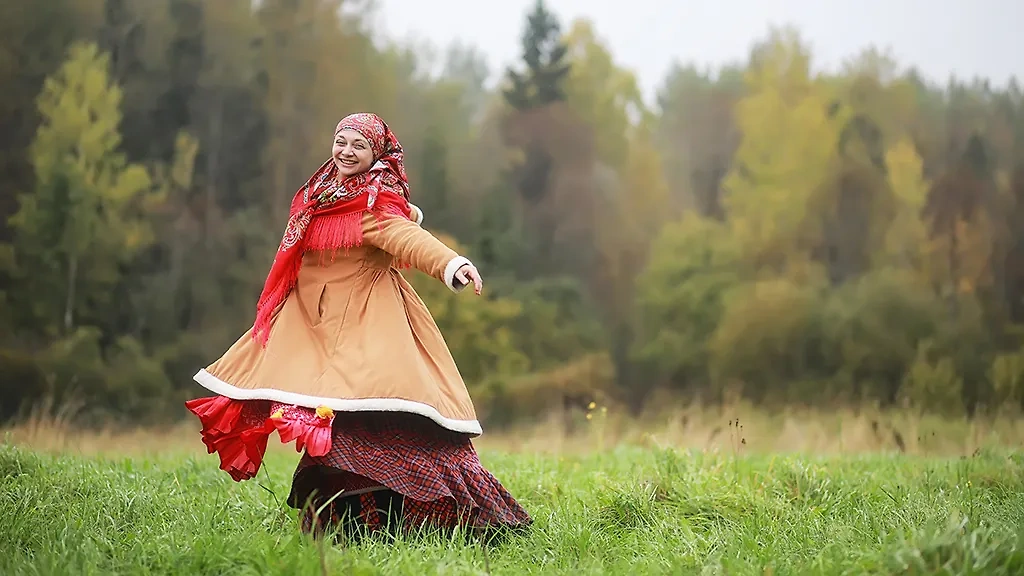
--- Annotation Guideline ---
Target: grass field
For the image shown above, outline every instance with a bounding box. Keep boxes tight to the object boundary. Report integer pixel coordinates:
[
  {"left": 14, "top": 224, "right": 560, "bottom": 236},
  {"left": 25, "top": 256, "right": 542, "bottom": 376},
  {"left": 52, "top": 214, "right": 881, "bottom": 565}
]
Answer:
[{"left": 2, "top": 408, "right": 1024, "bottom": 575}]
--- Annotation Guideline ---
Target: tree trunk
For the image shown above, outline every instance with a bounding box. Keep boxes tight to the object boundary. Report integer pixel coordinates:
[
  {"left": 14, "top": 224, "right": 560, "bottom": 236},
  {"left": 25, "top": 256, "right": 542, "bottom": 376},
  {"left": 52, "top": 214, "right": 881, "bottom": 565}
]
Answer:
[
  {"left": 64, "top": 252, "right": 78, "bottom": 333},
  {"left": 205, "top": 95, "right": 223, "bottom": 247},
  {"left": 948, "top": 220, "right": 960, "bottom": 318}
]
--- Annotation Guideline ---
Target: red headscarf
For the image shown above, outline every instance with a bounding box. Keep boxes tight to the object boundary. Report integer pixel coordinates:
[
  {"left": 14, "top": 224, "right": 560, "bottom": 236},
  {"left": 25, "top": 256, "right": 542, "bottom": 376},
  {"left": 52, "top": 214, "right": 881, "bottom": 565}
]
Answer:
[{"left": 252, "top": 113, "right": 413, "bottom": 346}]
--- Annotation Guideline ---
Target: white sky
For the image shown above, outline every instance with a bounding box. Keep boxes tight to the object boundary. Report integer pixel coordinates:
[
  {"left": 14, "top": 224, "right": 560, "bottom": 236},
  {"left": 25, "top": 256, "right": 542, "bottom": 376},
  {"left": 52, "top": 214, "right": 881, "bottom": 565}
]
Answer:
[{"left": 369, "top": 0, "right": 1022, "bottom": 106}]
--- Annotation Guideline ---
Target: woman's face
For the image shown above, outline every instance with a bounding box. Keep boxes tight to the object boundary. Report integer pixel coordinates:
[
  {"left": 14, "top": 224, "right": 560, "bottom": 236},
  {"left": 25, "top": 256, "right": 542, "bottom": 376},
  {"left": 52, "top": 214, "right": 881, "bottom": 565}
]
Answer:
[{"left": 332, "top": 129, "right": 374, "bottom": 177}]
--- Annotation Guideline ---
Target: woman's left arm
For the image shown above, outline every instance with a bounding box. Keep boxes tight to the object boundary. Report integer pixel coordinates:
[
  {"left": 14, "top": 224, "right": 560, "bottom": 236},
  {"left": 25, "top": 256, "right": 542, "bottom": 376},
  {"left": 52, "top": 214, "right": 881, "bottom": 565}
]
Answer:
[{"left": 361, "top": 212, "right": 480, "bottom": 293}]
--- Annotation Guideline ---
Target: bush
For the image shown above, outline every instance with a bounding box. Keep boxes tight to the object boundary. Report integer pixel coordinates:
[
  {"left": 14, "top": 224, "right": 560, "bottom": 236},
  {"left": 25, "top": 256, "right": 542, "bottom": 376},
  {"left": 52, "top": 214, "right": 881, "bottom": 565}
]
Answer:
[
  {"left": 0, "top": 349, "right": 48, "bottom": 423},
  {"left": 819, "top": 269, "right": 946, "bottom": 403},
  {"left": 709, "top": 277, "right": 826, "bottom": 403},
  {"left": 31, "top": 327, "right": 181, "bottom": 426},
  {"left": 898, "top": 341, "right": 965, "bottom": 417}
]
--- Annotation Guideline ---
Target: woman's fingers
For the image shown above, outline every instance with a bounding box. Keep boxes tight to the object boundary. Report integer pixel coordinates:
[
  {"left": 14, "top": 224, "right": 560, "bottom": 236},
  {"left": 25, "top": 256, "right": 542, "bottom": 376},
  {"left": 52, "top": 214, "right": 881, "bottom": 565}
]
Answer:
[
  {"left": 469, "top": 267, "right": 483, "bottom": 294},
  {"left": 456, "top": 265, "right": 483, "bottom": 295}
]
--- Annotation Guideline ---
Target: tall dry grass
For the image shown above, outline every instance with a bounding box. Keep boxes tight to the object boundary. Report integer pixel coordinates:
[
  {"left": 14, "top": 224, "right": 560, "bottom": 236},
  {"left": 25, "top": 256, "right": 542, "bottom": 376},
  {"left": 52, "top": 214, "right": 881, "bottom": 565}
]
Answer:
[
  {"left": 4, "top": 394, "right": 1022, "bottom": 458},
  {"left": 474, "top": 401, "right": 1024, "bottom": 457}
]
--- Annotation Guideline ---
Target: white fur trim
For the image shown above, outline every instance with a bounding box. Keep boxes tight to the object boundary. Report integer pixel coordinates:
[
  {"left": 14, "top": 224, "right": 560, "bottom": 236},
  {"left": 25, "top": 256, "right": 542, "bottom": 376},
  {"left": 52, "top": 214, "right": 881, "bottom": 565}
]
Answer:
[
  {"left": 193, "top": 369, "right": 483, "bottom": 435},
  {"left": 443, "top": 256, "right": 472, "bottom": 293},
  {"left": 410, "top": 203, "right": 424, "bottom": 225}
]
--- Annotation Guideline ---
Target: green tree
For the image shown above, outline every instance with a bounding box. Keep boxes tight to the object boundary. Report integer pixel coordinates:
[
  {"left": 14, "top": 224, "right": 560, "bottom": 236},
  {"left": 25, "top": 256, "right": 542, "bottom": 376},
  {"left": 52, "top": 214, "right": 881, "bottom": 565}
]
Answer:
[
  {"left": 502, "top": 0, "right": 570, "bottom": 111},
  {"left": 631, "top": 214, "right": 742, "bottom": 404},
  {"left": 7, "top": 42, "right": 155, "bottom": 337},
  {"left": 499, "top": 0, "right": 574, "bottom": 229},
  {"left": 0, "top": 0, "right": 98, "bottom": 242},
  {"left": 416, "top": 124, "right": 455, "bottom": 234}
]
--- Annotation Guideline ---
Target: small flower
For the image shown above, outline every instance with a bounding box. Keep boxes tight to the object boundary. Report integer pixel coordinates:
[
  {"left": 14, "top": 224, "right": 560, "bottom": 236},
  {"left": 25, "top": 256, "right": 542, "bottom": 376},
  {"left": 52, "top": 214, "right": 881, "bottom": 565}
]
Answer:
[
  {"left": 601, "top": 406, "right": 608, "bottom": 414},
  {"left": 586, "top": 413, "right": 593, "bottom": 420},
  {"left": 315, "top": 405, "right": 334, "bottom": 420},
  {"left": 588, "top": 401, "right": 596, "bottom": 410},
  {"left": 270, "top": 408, "right": 285, "bottom": 419}
]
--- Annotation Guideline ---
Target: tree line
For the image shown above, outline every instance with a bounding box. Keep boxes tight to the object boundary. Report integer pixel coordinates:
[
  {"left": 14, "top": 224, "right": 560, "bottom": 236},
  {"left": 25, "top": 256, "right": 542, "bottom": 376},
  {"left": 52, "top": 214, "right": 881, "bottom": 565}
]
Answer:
[{"left": 1, "top": 0, "right": 1023, "bottom": 427}]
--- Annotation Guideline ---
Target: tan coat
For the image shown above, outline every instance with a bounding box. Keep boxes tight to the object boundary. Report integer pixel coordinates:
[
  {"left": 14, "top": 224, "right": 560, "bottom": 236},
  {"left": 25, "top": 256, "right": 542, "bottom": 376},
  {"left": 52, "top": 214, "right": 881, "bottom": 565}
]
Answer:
[{"left": 193, "top": 210, "right": 482, "bottom": 435}]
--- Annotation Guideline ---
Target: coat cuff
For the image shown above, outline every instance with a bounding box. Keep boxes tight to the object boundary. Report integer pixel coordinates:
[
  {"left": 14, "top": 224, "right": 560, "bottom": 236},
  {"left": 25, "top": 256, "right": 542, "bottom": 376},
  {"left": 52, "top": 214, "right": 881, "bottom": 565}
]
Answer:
[
  {"left": 443, "top": 256, "right": 472, "bottom": 293},
  {"left": 410, "top": 203, "right": 424, "bottom": 225}
]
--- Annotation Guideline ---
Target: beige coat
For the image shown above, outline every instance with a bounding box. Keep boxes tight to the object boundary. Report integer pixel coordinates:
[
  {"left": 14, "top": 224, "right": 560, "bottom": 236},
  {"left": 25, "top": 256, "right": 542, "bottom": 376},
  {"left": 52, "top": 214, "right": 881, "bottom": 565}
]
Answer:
[{"left": 193, "top": 209, "right": 482, "bottom": 435}]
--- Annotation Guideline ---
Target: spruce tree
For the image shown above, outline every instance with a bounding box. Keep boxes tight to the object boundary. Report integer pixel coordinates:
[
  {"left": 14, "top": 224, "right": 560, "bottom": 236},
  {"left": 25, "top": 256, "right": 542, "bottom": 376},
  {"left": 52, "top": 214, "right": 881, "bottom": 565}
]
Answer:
[{"left": 503, "top": 0, "right": 570, "bottom": 110}]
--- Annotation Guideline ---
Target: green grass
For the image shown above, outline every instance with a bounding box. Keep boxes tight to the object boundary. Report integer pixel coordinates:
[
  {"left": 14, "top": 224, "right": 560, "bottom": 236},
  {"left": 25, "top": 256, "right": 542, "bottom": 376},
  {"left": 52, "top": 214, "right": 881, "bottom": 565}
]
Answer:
[{"left": 2, "top": 441, "right": 1023, "bottom": 575}]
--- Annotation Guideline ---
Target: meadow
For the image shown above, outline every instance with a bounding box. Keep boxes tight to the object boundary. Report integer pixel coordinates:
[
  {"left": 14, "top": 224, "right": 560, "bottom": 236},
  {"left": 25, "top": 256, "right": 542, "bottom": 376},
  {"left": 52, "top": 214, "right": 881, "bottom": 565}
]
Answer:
[{"left": 2, "top": 406, "right": 1023, "bottom": 575}]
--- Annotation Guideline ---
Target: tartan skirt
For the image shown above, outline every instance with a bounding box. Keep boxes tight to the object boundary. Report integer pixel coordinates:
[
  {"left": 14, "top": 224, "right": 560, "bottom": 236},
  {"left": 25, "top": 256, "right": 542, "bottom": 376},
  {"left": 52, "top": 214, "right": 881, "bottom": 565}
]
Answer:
[{"left": 285, "top": 411, "right": 532, "bottom": 537}]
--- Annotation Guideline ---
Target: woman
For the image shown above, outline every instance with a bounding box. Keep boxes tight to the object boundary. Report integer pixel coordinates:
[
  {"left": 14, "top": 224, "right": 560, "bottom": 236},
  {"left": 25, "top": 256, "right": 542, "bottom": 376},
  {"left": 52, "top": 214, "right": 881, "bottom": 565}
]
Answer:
[{"left": 185, "top": 112, "right": 531, "bottom": 540}]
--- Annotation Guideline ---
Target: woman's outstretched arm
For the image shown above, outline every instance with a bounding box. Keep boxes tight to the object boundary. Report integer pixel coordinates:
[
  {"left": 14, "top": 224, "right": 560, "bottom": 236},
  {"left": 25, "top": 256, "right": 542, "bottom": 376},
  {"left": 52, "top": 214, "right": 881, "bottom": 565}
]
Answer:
[{"left": 360, "top": 211, "right": 479, "bottom": 293}]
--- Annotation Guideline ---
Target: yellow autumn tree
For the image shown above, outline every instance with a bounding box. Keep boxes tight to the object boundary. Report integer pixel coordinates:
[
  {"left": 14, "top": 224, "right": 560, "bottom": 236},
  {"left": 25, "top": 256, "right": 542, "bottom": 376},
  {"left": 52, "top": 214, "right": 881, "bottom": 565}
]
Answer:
[
  {"left": 878, "top": 138, "right": 930, "bottom": 273},
  {"left": 721, "top": 28, "right": 843, "bottom": 278},
  {"left": 563, "top": 19, "right": 645, "bottom": 172}
]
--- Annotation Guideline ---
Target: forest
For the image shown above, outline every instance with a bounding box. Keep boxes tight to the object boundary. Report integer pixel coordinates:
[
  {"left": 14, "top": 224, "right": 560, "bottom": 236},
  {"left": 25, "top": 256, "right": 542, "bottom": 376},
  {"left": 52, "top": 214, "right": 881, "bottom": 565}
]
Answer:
[{"left": 1, "top": 0, "right": 1023, "bottom": 428}]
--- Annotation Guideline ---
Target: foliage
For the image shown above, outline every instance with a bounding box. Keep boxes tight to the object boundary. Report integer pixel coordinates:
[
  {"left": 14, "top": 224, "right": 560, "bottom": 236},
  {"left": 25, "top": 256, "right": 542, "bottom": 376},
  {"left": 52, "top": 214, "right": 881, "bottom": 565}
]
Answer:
[
  {"left": 7, "top": 42, "right": 156, "bottom": 338},
  {"left": 0, "top": 6, "right": 1023, "bottom": 425},
  {"left": 502, "top": 0, "right": 571, "bottom": 111}
]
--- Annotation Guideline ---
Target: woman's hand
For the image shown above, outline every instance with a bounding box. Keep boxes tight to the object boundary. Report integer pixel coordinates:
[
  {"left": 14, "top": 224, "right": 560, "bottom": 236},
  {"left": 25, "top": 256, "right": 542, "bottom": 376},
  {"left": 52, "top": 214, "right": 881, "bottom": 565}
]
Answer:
[{"left": 454, "top": 264, "right": 483, "bottom": 295}]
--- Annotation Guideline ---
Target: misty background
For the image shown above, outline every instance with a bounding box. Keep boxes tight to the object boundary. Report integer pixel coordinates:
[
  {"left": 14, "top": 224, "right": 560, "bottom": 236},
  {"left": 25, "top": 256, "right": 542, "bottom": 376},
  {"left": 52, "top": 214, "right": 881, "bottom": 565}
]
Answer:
[{"left": 1, "top": 0, "right": 1022, "bottom": 430}]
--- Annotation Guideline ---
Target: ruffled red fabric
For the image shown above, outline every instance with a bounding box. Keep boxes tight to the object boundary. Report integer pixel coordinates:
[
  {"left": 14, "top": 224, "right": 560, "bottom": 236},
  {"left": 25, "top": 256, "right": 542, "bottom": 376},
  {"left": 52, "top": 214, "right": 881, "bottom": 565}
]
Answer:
[
  {"left": 267, "top": 404, "right": 334, "bottom": 457},
  {"left": 184, "top": 396, "right": 336, "bottom": 482}
]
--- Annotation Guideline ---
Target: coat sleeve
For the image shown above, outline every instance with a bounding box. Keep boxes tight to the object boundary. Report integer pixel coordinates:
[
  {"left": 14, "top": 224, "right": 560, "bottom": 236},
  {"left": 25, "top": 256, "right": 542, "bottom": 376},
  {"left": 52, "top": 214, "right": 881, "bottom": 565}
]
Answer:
[
  {"left": 409, "top": 203, "right": 424, "bottom": 225},
  {"left": 361, "top": 212, "right": 472, "bottom": 292}
]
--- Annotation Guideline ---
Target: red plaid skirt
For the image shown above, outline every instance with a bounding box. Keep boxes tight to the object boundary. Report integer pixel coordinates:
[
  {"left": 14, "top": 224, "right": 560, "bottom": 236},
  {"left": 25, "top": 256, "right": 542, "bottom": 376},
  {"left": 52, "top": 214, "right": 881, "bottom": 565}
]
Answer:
[
  {"left": 286, "top": 411, "right": 531, "bottom": 536},
  {"left": 185, "top": 396, "right": 530, "bottom": 537}
]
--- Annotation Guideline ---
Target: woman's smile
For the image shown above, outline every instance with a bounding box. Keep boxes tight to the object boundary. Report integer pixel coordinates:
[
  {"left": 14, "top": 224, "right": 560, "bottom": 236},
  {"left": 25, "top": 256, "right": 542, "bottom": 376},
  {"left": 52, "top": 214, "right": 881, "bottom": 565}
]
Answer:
[{"left": 332, "top": 128, "right": 374, "bottom": 177}]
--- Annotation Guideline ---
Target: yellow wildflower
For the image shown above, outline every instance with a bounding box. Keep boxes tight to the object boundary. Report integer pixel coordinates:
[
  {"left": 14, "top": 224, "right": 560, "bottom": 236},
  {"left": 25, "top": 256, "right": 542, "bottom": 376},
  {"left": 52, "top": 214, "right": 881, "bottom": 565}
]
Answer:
[
  {"left": 270, "top": 408, "right": 285, "bottom": 419},
  {"left": 588, "top": 401, "right": 596, "bottom": 410},
  {"left": 316, "top": 405, "right": 335, "bottom": 419}
]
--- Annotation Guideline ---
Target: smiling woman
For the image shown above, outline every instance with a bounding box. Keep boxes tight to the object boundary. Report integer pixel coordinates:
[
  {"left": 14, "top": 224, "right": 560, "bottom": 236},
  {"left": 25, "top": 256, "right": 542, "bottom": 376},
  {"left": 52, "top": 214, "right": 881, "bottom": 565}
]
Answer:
[
  {"left": 333, "top": 128, "right": 375, "bottom": 176},
  {"left": 184, "top": 112, "right": 530, "bottom": 540}
]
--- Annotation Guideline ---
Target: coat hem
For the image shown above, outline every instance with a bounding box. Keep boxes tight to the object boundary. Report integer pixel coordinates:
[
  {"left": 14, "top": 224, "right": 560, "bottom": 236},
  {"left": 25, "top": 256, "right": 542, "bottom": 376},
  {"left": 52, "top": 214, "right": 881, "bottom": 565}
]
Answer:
[{"left": 193, "top": 369, "right": 483, "bottom": 436}]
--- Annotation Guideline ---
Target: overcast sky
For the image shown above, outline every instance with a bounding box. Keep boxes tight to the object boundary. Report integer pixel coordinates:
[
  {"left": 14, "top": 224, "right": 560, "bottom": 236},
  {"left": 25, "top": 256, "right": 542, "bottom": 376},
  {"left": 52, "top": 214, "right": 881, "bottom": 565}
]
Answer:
[{"left": 369, "top": 0, "right": 1022, "bottom": 106}]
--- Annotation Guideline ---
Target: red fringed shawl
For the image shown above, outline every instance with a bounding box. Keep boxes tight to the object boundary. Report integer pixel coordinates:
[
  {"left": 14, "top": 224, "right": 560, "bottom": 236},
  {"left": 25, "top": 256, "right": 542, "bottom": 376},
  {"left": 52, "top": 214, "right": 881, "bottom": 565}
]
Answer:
[{"left": 252, "top": 113, "right": 413, "bottom": 346}]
